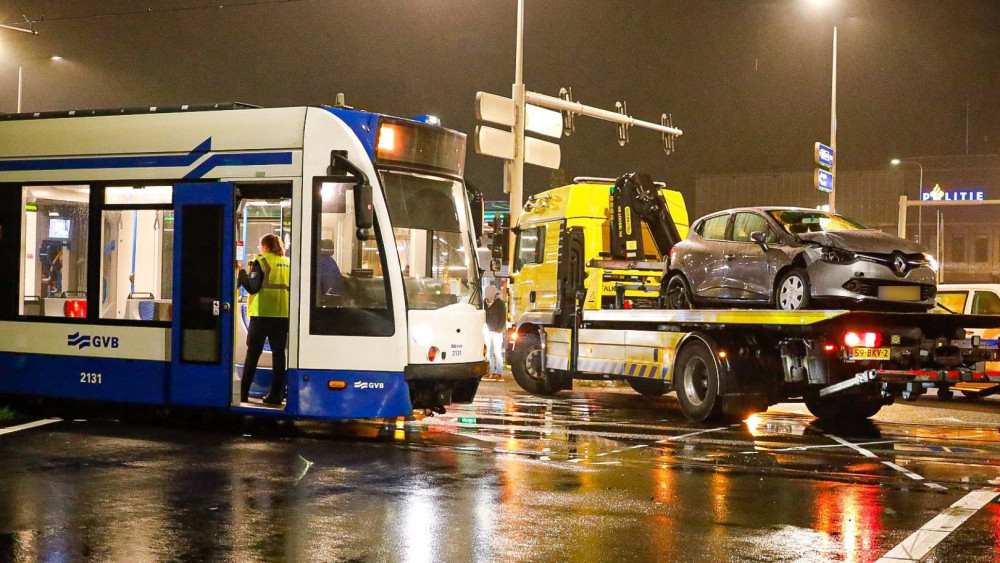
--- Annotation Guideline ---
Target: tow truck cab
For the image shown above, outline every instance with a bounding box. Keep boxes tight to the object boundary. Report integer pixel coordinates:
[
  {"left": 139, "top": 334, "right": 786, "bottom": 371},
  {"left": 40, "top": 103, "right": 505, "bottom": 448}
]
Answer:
[{"left": 509, "top": 174, "right": 688, "bottom": 325}]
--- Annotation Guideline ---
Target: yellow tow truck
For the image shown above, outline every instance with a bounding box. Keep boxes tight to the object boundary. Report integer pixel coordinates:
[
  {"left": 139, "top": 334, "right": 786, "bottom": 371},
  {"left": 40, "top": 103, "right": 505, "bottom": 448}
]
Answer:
[{"left": 505, "top": 172, "right": 1000, "bottom": 422}]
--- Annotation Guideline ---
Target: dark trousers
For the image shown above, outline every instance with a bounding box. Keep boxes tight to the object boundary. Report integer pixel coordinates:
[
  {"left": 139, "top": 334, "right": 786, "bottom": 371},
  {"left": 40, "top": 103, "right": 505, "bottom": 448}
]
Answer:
[{"left": 241, "top": 316, "right": 289, "bottom": 401}]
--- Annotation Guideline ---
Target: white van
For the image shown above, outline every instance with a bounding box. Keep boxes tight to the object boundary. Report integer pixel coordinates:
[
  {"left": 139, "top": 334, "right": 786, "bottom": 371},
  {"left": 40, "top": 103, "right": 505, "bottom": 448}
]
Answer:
[
  {"left": 934, "top": 284, "right": 1000, "bottom": 316},
  {"left": 934, "top": 284, "right": 1000, "bottom": 382}
]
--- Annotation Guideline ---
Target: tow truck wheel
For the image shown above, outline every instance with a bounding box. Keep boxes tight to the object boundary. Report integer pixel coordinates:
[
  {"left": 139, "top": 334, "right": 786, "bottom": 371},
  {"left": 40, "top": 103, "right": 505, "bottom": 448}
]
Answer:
[
  {"left": 626, "top": 377, "right": 668, "bottom": 397},
  {"left": 674, "top": 340, "right": 724, "bottom": 422},
  {"left": 664, "top": 274, "right": 694, "bottom": 309},
  {"left": 510, "top": 332, "right": 558, "bottom": 395},
  {"left": 937, "top": 387, "right": 954, "bottom": 401},
  {"left": 775, "top": 269, "right": 811, "bottom": 311},
  {"left": 804, "top": 395, "right": 883, "bottom": 421}
]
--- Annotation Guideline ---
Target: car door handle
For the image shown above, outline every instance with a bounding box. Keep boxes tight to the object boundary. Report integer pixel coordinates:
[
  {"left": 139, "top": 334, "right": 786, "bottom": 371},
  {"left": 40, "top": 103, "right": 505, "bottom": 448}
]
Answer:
[{"left": 724, "top": 254, "right": 736, "bottom": 261}]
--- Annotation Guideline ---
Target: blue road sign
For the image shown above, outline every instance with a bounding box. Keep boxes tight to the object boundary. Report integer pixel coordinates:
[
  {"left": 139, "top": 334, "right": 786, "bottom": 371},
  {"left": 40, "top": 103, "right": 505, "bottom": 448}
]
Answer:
[
  {"left": 814, "top": 142, "right": 834, "bottom": 168},
  {"left": 815, "top": 168, "right": 834, "bottom": 193}
]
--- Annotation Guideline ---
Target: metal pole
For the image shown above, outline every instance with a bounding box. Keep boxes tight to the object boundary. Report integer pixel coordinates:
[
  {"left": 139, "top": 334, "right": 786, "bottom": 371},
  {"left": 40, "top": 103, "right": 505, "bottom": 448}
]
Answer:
[
  {"left": 829, "top": 26, "right": 837, "bottom": 214},
  {"left": 916, "top": 163, "right": 923, "bottom": 244},
  {"left": 508, "top": 0, "right": 526, "bottom": 260},
  {"left": 897, "top": 195, "right": 907, "bottom": 239},
  {"left": 524, "top": 91, "right": 683, "bottom": 136},
  {"left": 936, "top": 210, "right": 943, "bottom": 284},
  {"left": 17, "top": 66, "right": 23, "bottom": 113}
]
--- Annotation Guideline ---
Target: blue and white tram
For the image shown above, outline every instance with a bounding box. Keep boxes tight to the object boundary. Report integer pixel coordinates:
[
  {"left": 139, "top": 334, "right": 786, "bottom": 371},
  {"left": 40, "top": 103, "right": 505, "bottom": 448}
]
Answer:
[{"left": 0, "top": 102, "right": 487, "bottom": 419}]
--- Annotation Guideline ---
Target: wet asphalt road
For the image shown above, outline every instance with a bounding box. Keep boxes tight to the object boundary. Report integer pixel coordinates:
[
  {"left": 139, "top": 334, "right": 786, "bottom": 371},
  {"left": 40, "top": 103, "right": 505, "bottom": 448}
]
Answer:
[{"left": 0, "top": 381, "right": 998, "bottom": 562}]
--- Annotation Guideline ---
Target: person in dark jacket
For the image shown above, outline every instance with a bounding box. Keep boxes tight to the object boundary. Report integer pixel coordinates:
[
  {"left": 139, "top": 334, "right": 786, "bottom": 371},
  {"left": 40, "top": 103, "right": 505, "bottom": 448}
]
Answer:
[{"left": 483, "top": 284, "right": 506, "bottom": 381}]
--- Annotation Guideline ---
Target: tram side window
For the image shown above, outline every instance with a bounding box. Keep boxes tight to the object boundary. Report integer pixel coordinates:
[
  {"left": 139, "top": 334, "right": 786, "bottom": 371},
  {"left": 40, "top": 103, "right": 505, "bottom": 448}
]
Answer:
[
  {"left": 98, "top": 191, "right": 174, "bottom": 322},
  {"left": 310, "top": 179, "right": 394, "bottom": 336},
  {"left": 21, "top": 185, "right": 90, "bottom": 317}
]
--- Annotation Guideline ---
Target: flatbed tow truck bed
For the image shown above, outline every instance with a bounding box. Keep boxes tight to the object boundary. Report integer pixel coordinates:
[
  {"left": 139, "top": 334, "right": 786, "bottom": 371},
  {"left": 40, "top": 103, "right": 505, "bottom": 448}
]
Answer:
[{"left": 534, "top": 309, "right": 1000, "bottom": 422}]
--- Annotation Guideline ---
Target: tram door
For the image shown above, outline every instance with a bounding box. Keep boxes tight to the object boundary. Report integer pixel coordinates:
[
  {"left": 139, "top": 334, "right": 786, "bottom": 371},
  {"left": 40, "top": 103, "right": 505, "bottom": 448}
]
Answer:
[{"left": 169, "top": 183, "right": 235, "bottom": 407}]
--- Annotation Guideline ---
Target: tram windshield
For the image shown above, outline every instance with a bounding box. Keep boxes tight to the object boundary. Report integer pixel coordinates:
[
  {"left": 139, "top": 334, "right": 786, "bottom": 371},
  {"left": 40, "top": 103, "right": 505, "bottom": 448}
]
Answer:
[{"left": 380, "top": 169, "right": 480, "bottom": 310}]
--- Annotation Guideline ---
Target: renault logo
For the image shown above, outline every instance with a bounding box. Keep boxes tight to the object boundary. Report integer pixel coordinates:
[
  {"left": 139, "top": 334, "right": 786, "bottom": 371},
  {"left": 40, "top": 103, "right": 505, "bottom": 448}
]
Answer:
[{"left": 892, "top": 253, "right": 908, "bottom": 275}]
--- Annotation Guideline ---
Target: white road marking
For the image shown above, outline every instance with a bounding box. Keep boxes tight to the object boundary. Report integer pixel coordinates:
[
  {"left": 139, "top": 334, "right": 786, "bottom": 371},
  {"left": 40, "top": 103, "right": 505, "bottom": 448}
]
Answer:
[
  {"left": 655, "top": 426, "right": 730, "bottom": 444},
  {"left": 740, "top": 439, "right": 895, "bottom": 455},
  {"left": 876, "top": 488, "right": 1000, "bottom": 562},
  {"left": 828, "top": 433, "right": 949, "bottom": 490},
  {"left": 827, "top": 434, "right": 879, "bottom": 458},
  {"left": 0, "top": 418, "right": 61, "bottom": 436},
  {"left": 294, "top": 455, "right": 314, "bottom": 485}
]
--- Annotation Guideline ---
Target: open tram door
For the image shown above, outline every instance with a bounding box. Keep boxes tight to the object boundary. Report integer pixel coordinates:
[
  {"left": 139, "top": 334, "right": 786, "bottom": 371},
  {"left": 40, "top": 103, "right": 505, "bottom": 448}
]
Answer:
[
  {"left": 232, "top": 184, "right": 293, "bottom": 406},
  {"left": 169, "top": 182, "right": 236, "bottom": 407}
]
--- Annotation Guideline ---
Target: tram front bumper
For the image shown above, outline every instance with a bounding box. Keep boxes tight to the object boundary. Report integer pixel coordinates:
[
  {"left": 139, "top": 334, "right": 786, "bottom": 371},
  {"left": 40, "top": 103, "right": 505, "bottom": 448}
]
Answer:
[{"left": 404, "top": 361, "right": 488, "bottom": 410}]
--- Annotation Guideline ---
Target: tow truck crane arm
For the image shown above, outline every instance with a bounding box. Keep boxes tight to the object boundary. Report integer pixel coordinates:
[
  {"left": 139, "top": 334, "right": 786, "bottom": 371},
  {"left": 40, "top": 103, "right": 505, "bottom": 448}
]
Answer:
[{"left": 609, "top": 172, "right": 683, "bottom": 262}]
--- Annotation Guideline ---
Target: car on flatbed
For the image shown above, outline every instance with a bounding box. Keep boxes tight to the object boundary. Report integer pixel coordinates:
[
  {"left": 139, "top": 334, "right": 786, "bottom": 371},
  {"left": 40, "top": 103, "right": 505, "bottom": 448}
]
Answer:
[{"left": 662, "top": 207, "right": 938, "bottom": 312}]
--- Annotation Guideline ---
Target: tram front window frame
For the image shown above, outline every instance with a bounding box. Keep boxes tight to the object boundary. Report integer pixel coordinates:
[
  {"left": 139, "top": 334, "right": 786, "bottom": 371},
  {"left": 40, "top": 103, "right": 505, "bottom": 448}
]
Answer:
[{"left": 378, "top": 168, "right": 480, "bottom": 311}]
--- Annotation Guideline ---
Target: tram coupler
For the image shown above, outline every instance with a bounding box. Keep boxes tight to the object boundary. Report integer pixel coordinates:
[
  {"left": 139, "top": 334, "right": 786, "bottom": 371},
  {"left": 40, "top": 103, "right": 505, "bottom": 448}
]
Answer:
[{"left": 818, "top": 369, "right": 879, "bottom": 398}]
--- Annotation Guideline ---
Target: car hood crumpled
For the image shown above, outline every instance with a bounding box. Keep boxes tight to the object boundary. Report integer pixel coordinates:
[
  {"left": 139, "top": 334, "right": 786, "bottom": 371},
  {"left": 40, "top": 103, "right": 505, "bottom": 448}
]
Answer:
[{"left": 798, "top": 230, "right": 928, "bottom": 254}]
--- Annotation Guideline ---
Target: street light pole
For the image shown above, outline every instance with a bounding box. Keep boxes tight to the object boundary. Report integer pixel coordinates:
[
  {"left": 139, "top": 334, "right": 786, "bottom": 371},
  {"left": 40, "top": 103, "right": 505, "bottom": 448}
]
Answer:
[
  {"left": 506, "top": 0, "right": 526, "bottom": 260},
  {"left": 829, "top": 26, "right": 837, "bottom": 214}
]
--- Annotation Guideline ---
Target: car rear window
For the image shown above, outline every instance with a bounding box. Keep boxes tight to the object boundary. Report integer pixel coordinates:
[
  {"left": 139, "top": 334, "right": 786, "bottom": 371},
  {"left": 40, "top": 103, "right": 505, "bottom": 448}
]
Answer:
[{"left": 699, "top": 214, "right": 729, "bottom": 240}]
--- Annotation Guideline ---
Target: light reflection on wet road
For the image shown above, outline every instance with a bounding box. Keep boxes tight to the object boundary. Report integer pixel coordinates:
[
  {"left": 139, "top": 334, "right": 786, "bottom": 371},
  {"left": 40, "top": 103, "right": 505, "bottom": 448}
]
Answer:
[{"left": 0, "top": 383, "right": 998, "bottom": 562}]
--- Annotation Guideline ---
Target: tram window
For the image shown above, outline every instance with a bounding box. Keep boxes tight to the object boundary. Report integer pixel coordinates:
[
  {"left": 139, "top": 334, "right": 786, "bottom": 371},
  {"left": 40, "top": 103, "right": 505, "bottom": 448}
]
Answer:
[
  {"left": 98, "top": 208, "right": 174, "bottom": 321},
  {"left": 21, "top": 185, "right": 90, "bottom": 318},
  {"left": 310, "top": 178, "right": 394, "bottom": 336}
]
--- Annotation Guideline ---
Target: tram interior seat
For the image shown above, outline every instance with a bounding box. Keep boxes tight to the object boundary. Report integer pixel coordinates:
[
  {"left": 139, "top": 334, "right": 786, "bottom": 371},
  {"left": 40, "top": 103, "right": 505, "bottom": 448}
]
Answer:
[{"left": 124, "top": 293, "right": 173, "bottom": 321}]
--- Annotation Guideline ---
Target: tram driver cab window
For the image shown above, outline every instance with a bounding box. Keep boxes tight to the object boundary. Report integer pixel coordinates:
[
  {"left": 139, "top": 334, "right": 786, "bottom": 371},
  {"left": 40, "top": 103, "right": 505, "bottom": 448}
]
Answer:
[{"left": 310, "top": 178, "right": 394, "bottom": 336}]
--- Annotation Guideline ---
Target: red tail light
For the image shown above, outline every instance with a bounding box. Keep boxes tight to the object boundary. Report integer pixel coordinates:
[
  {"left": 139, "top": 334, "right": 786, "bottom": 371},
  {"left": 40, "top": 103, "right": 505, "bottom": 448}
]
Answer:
[
  {"left": 843, "top": 331, "right": 881, "bottom": 348},
  {"left": 624, "top": 299, "right": 633, "bottom": 309},
  {"left": 65, "top": 299, "right": 87, "bottom": 318}
]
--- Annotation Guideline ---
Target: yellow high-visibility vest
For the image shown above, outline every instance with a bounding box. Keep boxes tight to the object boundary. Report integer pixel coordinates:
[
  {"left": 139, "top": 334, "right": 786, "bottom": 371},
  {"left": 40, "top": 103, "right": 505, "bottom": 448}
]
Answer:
[{"left": 248, "top": 252, "right": 290, "bottom": 318}]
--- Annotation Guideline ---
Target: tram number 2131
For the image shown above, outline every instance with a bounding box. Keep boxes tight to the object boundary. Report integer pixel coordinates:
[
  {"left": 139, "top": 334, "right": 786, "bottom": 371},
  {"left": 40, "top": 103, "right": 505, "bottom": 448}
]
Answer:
[{"left": 80, "top": 372, "right": 103, "bottom": 384}]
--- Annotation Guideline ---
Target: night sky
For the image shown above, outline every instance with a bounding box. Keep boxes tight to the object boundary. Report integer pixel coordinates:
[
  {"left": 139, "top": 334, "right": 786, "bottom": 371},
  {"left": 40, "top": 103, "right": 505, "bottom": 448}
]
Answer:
[{"left": 1, "top": 1, "right": 998, "bottom": 202}]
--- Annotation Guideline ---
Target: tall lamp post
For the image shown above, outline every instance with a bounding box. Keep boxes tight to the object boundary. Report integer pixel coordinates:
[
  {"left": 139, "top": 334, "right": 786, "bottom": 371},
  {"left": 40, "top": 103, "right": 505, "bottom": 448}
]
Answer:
[
  {"left": 15, "top": 55, "right": 63, "bottom": 113},
  {"left": 828, "top": 26, "right": 837, "bottom": 213},
  {"left": 891, "top": 158, "right": 923, "bottom": 243}
]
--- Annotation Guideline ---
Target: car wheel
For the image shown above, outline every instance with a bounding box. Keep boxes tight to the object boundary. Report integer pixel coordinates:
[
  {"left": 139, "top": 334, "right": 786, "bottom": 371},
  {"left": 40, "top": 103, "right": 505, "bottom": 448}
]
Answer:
[
  {"left": 663, "top": 274, "right": 694, "bottom": 309},
  {"left": 775, "top": 269, "right": 811, "bottom": 311}
]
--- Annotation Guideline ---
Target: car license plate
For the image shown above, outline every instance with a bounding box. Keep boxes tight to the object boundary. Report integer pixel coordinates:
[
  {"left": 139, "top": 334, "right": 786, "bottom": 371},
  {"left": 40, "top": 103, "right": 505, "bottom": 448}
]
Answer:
[
  {"left": 849, "top": 347, "right": 891, "bottom": 361},
  {"left": 878, "top": 285, "right": 921, "bottom": 301}
]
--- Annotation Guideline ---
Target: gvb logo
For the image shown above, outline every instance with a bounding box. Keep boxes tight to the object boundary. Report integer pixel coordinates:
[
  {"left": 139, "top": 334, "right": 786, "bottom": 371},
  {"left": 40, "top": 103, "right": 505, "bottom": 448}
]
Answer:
[
  {"left": 353, "top": 381, "right": 385, "bottom": 390},
  {"left": 67, "top": 332, "right": 119, "bottom": 350}
]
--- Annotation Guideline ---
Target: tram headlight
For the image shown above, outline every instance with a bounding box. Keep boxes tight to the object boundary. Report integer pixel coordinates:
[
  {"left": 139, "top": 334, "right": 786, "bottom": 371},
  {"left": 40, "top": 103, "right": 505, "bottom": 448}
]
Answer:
[{"left": 412, "top": 324, "right": 435, "bottom": 347}]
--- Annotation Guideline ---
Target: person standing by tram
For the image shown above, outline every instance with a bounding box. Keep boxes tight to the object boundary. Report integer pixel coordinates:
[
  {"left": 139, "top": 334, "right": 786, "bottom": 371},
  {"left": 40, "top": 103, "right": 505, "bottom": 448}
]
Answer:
[
  {"left": 238, "top": 234, "right": 290, "bottom": 405},
  {"left": 483, "top": 284, "right": 506, "bottom": 381}
]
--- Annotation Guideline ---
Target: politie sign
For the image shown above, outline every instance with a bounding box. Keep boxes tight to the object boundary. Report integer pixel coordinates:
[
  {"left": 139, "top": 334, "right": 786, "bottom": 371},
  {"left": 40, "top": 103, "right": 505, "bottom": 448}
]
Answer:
[{"left": 922, "top": 184, "right": 985, "bottom": 202}]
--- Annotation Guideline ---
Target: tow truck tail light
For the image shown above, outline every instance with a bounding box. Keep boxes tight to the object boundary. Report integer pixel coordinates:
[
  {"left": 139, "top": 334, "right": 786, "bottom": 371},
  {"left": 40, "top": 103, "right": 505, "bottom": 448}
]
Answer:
[
  {"left": 624, "top": 299, "right": 633, "bottom": 309},
  {"left": 843, "top": 331, "right": 881, "bottom": 348},
  {"left": 65, "top": 299, "right": 86, "bottom": 318}
]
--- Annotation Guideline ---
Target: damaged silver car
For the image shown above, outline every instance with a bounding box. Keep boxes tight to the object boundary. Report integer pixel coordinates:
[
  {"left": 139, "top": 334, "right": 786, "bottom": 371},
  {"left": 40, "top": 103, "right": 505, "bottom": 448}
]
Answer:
[{"left": 662, "top": 207, "right": 938, "bottom": 311}]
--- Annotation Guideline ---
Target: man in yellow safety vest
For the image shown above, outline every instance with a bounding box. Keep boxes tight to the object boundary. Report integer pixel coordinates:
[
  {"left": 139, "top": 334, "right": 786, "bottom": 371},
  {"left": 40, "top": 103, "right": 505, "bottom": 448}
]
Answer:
[{"left": 238, "top": 233, "right": 290, "bottom": 405}]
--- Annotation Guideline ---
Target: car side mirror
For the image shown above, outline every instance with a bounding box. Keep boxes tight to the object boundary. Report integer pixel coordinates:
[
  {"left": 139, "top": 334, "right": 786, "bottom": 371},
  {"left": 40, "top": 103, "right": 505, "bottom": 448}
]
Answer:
[
  {"left": 491, "top": 231, "right": 504, "bottom": 260},
  {"left": 354, "top": 181, "right": 374, "bottom": 240},
  {"left": 750, "top": 230, "right": 769, "bottom": 251}
]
